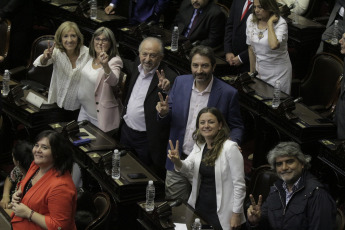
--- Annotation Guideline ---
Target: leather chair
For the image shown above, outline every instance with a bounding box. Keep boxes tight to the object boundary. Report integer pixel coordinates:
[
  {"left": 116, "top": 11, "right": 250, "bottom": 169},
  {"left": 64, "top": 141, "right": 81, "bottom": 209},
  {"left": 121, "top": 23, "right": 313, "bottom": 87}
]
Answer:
[
  {"left": 336, "top": 208, "right": 345, "bottom": 230},
  {"left": 292, "top": 52, "right": 344, "bottom": 118},
  {"left": 0, "top": 19, "right": 11, "bottom": 71},
  {"left": 245, "top": 165, "right": 279, "bottom": 211},
  {"left": 85, "top": 192, "right": 112, "bottom": 230},
  {"left": 11, "top": 35, "right": 54, "bottom": 93}
]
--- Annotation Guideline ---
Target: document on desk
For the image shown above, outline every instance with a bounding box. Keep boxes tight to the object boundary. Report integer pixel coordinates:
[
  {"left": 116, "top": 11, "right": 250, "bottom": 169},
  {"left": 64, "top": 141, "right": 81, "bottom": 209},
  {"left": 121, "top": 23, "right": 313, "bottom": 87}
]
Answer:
[
  {"left": 174, "top": 223, "right": 188, "bottom": 230},
  {"left": 25, "top": 91, "right": 48, "bottom": 108}
]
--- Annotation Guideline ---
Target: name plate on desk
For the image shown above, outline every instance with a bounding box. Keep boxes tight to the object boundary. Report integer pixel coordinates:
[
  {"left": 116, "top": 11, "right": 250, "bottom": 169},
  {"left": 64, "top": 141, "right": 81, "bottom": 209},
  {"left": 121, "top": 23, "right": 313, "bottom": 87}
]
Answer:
[{"left": 25, "top": 91, "right": 48, "bottom": 108}]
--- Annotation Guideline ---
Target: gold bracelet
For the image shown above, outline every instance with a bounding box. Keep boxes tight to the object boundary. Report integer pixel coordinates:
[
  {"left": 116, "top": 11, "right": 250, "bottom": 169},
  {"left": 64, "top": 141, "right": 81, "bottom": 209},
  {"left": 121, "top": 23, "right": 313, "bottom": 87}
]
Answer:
[
  {"left": 104, "top": 71, "right": 111, "bottom": 77},
  {"left": 29, "top": 210, "right": 34, "bottom": 222}
]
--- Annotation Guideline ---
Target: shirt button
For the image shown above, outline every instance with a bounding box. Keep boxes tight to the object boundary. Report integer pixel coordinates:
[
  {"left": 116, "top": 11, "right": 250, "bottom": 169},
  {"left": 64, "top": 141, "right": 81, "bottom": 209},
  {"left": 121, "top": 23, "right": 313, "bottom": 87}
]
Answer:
[
  {"left": 97, "top": 110, "right": 99, "bottom": 112},
  {"left": 96, "top": 102, "right": 99, "bottom": 105}
]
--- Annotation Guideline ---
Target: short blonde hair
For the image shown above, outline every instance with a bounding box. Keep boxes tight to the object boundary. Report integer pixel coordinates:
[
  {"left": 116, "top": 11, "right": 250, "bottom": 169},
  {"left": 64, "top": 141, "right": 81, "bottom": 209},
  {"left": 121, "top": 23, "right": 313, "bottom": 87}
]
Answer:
[{"left": 54, "top": 21, "right": 84, "bottom": 52}]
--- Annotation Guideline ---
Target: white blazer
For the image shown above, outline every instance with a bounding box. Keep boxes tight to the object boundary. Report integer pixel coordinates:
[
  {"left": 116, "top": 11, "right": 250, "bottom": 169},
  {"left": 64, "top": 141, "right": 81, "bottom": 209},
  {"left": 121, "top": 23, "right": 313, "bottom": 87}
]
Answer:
[{"left": 177, "top": 140, "right": 246, "bottom": 230}]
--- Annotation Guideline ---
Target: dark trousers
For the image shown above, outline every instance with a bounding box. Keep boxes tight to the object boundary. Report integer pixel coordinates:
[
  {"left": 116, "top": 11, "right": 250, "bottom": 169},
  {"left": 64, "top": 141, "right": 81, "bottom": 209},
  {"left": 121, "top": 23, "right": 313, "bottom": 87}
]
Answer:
[{"left": 120, "top": 121, "right": 151, "bottom": 166}]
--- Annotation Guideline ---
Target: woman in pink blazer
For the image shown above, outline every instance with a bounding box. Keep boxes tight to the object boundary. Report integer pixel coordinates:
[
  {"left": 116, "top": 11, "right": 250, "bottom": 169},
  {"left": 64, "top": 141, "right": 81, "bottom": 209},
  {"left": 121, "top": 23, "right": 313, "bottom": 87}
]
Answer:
[
  {"left": 77, "top": 27, "right": 123, "bottom": 132},
  {"left": 11, "top": 130, "right": 77, "bottom": 230}
]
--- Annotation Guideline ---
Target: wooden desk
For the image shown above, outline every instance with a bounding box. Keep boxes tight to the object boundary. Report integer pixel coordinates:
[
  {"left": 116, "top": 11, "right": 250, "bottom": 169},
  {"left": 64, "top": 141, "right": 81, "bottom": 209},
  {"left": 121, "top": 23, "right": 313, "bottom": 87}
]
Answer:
[
  {"left": 137, "top": 201, "right": 212, "bottom": 230},
  {"left": 35, "top": 0, "right": 128, "bottom": 43},
  {"left": 223, "top": 76, "right": 337, "bottom": 167},
  {"left": 50, "top": 121, "right": 165, "bottom": 229},
  {"left": 1, "top": 76, "right": 67, "bottom": 138}
]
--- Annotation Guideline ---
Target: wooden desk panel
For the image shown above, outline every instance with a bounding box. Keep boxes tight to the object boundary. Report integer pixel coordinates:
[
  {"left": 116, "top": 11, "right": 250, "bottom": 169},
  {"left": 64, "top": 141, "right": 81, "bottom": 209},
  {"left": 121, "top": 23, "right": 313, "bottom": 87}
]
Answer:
[{"left": 137, "top": 201, "right": 212, "bottom": 230}]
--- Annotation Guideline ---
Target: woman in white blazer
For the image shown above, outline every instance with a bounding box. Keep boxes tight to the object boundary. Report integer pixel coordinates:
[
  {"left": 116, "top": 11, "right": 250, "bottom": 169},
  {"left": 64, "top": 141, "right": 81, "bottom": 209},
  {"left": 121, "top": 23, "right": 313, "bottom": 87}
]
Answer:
[
  {"left": 168, "top": 107, "right": 246, "bottom": 230},
  {"left": 77, "top": 27, "right": 123, "bottom": 132}
]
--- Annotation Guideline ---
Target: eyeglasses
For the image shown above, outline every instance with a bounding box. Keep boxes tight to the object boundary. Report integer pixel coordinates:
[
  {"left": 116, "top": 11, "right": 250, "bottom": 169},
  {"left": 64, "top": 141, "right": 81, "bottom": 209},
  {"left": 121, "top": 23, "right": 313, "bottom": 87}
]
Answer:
[
  {"left": 95, "top": 37, "right": 109, "bottom": 43},
  {"left": 140, "top": 52, "right": 160, "bottom": 59}
]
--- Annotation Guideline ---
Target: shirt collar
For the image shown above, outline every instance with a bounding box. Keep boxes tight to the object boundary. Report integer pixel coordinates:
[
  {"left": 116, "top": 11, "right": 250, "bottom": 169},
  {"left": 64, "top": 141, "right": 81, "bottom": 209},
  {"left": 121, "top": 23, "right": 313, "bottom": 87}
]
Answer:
[
  {"left": 192, "top": 76, "right": 214, "bottom": 93},
  {"left": 138, "top": 64, "right": 159, "bottom": 78},
  {"left": 283, "top": 177, "right": 301, "bottom": 193}
]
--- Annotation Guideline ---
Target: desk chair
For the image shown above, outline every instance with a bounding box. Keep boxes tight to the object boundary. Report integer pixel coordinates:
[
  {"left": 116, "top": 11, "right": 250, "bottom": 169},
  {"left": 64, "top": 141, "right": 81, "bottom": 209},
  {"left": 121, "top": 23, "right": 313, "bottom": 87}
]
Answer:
[
  {"left": 85, "top": 192, "right": 112, "bottom": 230},
  {"left": 0, "top": 19, "right": 11, "bottom": 71},
  {"left": 245, "top": 165, "right": 279, "bottom": 211},
  {"left": 216, "top": 2, "right": 230, "bottom": 18},
  {"left": 337, "top": 208, "right": 345, "bottom": 230},
  {"left": 292, "top": 52, "right": 344, "bottom": 118},
  {"left": 10, "top": 35, "right": 54, "bottom": 93}
]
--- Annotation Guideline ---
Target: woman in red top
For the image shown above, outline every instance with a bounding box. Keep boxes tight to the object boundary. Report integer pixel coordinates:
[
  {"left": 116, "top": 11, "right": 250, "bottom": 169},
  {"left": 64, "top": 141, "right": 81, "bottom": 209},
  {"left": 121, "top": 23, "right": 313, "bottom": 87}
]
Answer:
[{"left": 11, "top": 130, "right": 77, "bottom": 230}]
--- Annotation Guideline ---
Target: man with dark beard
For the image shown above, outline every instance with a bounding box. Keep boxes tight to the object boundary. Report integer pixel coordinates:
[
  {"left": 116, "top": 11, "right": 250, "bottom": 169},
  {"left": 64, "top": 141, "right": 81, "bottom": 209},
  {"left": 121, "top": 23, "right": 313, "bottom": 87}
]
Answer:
[{"left": 156, "top": 45, "right": 244, "bottom": 200}]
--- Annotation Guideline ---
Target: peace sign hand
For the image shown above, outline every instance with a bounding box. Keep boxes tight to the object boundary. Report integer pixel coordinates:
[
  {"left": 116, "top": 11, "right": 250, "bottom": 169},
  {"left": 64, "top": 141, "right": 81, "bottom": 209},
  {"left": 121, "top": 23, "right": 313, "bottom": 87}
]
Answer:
[
  {"left": 157, "top": 69, "right": 171, "bottom": 91},
  {"left": 247, "top": 194, "right": 263, "bottom": 225},
  {"left": 156, "top": 92, "right": 169, "bottom": 116},
  {"left": 41, "top": 41, "right": 55, "bottom": 65},
  {"left": 168, "top": 140, "right": 182, "bottom": 168}
]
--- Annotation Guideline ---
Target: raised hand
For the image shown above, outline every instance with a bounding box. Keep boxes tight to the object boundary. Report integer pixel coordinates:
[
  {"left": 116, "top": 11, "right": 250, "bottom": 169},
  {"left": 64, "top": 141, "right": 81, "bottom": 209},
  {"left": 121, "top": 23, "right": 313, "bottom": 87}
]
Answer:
[
  {"left": 41, "top": 41, "right": 55, "bottom": 64},
  {"left": 157, "top": 69, "right": 171, "bottom": 91},
  {"left": 168, "top": 140, "right": 182, "bottom": 168},
  {"left": 156, "top": 92, "right": 169, "bottom": 116},
  {"left": 99, "top": 45, "right": 109, "bottom": 66},
  {"left": 268, "top": 14, "right": 279, "bottom": 24},
  {"left": 247, "top": 194, "right": 263, "bottom": 225}
]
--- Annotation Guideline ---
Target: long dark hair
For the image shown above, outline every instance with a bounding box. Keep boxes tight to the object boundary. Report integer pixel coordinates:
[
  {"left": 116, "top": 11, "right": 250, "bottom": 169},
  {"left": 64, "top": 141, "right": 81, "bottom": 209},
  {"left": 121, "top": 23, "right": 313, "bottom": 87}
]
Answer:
[
  {"left": 12, "top": 140, "right": 34, "bottom": 172},
  {"left": 252, "top": 0, "right": 280, "bottom": 23},
  {"left": 35, "top": 130, "right": 74, "bottom": 175},
  {"left": 192, "top": 107, "right": 230, "bottom": 166}
]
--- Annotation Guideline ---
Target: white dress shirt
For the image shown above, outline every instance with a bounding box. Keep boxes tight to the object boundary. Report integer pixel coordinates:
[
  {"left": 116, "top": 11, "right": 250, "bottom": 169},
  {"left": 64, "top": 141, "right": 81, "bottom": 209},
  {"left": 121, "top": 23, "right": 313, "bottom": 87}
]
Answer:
[
  {"left": 123, "top": 64, "right": 158, "bottom": 131},
  {"left": 182, "top": 77, "right": 213, "bottom": 155}
]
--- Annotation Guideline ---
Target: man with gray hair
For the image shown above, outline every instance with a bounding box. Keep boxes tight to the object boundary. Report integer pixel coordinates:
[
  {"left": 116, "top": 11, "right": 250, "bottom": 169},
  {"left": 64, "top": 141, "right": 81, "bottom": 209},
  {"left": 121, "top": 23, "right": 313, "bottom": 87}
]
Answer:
[
  {"left": 247, "top": 142, "right": 336, "bottom": 229},
  {"left": 120, "top": 37, "right": 177, "bottom": 179}
]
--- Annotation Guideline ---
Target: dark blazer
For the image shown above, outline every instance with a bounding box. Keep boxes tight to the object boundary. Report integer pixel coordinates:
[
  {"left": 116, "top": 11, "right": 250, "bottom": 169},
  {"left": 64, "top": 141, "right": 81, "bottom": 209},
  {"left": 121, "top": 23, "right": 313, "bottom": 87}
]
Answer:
[
  {"left": 224, "top": 0, "right": 251, "bottom": 73},
  {"left": 335, "top": 71, "right": 345, "bottom": 139},
  {"left": 111, "top": 0, "right": 169, "bottom": 24},
  {"left": 163, "top": 75, "right": 244, "bottom": 171},
  {"left": 173, "top": 0, "right": 226, "bottom": 47},
  {"left": 122, "top": 58, "right": 177, "bottom": 167}
]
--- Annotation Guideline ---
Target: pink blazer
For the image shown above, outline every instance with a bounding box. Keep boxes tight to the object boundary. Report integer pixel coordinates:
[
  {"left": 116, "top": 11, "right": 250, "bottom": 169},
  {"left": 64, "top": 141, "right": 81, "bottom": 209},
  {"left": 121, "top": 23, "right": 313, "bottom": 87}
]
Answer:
[
  {"left": 11, "top": 163, "right": 77, "bottom": 230},
  {"left": 94, "top": 56, "right": 123, "bottom": 132}
]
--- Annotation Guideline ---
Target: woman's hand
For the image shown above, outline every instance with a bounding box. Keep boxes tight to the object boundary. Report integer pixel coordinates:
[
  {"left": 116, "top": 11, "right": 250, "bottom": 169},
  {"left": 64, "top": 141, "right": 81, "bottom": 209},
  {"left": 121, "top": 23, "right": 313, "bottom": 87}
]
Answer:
[
  {"left": 0, "top": 196, "right": 10, "bottom": 209},
  {"left": 98, "top": 46, "right": 109, "bottom": 66},
  {"left": 41, "top": 42, "right": 55, "bottom": 65},
  {"left": 11, "top": 202, "right": 31, "bottom": 219},
  {"left": 230, "top": 212, "right": 241, "bottom": 229},
  {"left": 168, "top": 140, "right": 182, "bottom": 169},
  {"left": 268, "top": 14, "right": 278, "bottom": 25},
  {"left": 11, "top": 190, "right": 22, "bottom": 204}
]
